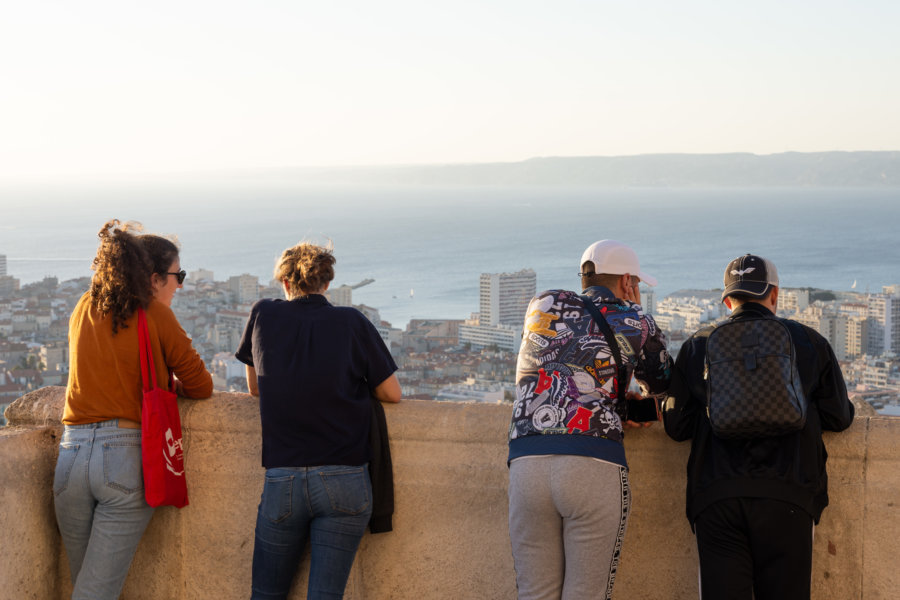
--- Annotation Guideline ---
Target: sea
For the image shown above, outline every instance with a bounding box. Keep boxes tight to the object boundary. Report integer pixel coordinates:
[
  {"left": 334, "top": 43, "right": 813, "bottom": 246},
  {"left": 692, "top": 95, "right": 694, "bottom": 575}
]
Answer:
[{"left": 1, "top": 181, "right": 898, "bottom": 328}]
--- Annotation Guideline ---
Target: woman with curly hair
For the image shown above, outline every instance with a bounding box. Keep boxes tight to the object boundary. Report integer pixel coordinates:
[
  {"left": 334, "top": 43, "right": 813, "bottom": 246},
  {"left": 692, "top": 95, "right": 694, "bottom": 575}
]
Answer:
[
  {"left": 54, "top": 220, "right": 212, "bottom": 599},
  {"left": 236, "top": 242, "right": 401, "bottom": 600}
]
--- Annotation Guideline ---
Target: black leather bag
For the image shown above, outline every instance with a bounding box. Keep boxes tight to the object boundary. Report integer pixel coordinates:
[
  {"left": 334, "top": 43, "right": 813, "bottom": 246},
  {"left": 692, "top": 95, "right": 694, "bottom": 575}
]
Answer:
[{"left": 704, "top": 316, "right": 807, "bottom": 439}]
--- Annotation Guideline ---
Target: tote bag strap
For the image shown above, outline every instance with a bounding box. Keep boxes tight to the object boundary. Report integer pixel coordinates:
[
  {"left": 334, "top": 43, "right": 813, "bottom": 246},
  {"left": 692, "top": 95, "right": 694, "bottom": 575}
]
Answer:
[{"left": 137, "top": 307, "right": 159, "bottom": 393}]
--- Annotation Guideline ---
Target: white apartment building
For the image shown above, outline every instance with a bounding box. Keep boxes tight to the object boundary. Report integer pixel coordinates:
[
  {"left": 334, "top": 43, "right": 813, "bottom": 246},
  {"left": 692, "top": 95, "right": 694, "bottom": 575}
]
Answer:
[
  {"left": 190, "top": 268, "right": 215, "bottom": 282},
  {"left": 653, "top": 313, "right": 687, "bottom": 334},
  {"left": 846, "top": 316, "right": 871, "bottom": 359},
  {"left": 435, "top": 378, "right": 513, "bottom": 403},
  {"left": 0, "top": 276, "right": 17, "bottom": 297},
  {"left": 819, "top": 313, "right": 849, "bottom": 361},
  {"left": 788, "top": 292, "right": 900, "bottom": 360},
  {"left": 210, "top": 352, "right": 246, "bottom": 380},
  {"left": 862, "top": 359, "right": 891, "bottom": 388},
  {"left": 228, "top": 274, "right": 259, "bottom": 304},
  {"left": 40, "top": 342, "right": 68, "bottom": 372},
  {"left": 459, "top": 322, "right": 522, "bottom": 353},
  {"left": 866, "top": 290, "right": 899, "bottom": 356},
  {"left": 641, "top": 289, "right": 656, "bottom": 315},
  {"left": 213, "top": 309, "right": 250, "bottom": 353},
  {"left": 655, "top": 297, "right": 718, "bottom": 332},
  {"left": 777, "top": 288, "right": 810, "bottom": 315},
  {"left": 885, "top": 286, "right": 900, "bottom": 356},
  {"left": 479, "top": 269, "right": 536, "bottom": 327},
  {"left": 795, "top": 305, "right": 851, "bottom": 361},
  {"left": 846, "top": 355, "right": 900, "bottom": 392},
  {"left": 0, "top": 254, "right": 6, "bottom": 277},
  {"left": 375, "top": 323, "right": 402, "bottom": 354},
  {"left": 328, "top": 285, "right": 353, "bottom": 307}
]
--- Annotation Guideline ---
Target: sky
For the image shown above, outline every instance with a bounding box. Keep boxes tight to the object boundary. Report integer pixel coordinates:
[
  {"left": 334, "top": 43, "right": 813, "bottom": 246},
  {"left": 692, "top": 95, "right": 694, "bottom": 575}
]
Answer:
[{"left": 2, "top": 1, "right": 898, "bottom": 179}]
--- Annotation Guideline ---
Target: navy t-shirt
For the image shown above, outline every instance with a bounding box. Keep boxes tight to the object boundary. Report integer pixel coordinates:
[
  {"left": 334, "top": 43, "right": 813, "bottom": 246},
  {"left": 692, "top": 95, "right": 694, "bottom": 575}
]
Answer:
[{"left": 235, "top": 294, "right": 398, "bottom": 468}]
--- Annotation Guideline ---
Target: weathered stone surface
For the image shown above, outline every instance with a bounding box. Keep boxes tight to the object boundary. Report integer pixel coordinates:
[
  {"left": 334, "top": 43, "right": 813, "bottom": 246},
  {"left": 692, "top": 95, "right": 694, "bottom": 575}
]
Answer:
[
  {"left": 1, "top": 388, "right": 897, "bottom": 600},
  {"left": 851, "top": 395, "right": 879, "bottom": 417},
  {"left": 862, "top": 417, "right": 900, "bottom": 600},
  {"left": 4, "top": 386, "right": 68, "bottom": 428},
  {"left": 0, "top": 426, "right": 61, "bottom": 600}
]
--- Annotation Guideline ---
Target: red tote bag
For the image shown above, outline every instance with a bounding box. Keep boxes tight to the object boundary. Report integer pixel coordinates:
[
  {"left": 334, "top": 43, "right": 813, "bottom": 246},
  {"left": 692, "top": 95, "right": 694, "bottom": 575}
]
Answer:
[{"left": 138, "top": 308, "right": 189, "bottom": 508}]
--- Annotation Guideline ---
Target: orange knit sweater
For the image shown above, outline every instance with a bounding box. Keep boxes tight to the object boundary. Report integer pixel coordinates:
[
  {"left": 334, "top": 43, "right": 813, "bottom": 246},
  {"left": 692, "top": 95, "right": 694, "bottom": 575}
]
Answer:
[{"left": 63, "top": 292, "right": 213, "bottom": 425}]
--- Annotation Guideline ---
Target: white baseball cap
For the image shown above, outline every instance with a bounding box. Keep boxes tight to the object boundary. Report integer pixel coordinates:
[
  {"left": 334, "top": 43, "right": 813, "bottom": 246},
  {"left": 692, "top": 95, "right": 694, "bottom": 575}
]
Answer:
[{"left": 580, "top": 240, "right": 658, "bottom": 287}]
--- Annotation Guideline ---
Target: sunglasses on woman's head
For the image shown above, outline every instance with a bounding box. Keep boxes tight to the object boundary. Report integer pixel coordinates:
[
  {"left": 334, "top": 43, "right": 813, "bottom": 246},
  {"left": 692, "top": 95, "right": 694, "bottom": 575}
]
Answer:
[{"left": 167, "top": 270, "right": 187, "bottom": 284}]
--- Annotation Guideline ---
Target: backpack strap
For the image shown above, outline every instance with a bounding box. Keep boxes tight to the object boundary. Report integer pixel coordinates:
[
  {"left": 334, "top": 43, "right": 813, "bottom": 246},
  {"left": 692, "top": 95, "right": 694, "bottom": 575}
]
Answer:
[{"left": 579, "top": 294, "right": 628, "bottom": 399}]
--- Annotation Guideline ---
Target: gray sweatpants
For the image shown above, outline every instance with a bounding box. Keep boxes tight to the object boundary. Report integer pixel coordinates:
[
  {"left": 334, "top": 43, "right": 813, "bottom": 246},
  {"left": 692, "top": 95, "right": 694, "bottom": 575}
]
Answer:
[{"left": 508, "top": 455, "right": 630, "bottom": 600}]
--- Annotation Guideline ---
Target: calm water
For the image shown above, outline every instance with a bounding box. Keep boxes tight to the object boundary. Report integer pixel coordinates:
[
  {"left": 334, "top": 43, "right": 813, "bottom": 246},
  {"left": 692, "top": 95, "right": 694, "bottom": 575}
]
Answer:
[{"left": 1, "top": 181, "right": 898, "bottom": 327}]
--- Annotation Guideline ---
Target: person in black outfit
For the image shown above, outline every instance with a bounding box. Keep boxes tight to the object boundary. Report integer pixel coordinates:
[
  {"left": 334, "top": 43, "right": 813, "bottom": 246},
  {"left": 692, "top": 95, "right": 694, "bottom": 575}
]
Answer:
[{"left": 662, "top": 254, "right": 855, "bottom": 600}]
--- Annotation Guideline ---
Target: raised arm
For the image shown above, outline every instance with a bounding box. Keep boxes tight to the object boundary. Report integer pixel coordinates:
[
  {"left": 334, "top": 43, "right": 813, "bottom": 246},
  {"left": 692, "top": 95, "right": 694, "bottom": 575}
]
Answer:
[
  {"left": 246, "top": 364, "right": 259, "bottom": 397},
  {"left": 661, "top": 338, "right": 705, "bottom": 441},
  {"left": 373, "top": 373, "right": 401, "bottom": 403},
  {"left": 156, "top": 303, "right": 213, "bottom": 399},
  {"left": 810, "top": 332, "right": 854, "bottom": 431}
]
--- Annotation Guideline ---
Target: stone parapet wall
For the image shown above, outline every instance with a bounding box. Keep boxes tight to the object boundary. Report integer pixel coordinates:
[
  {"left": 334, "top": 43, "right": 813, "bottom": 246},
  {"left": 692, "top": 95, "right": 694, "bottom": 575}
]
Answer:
[{"left": 1, "top": 387, "right": 898, "bottom": 599}]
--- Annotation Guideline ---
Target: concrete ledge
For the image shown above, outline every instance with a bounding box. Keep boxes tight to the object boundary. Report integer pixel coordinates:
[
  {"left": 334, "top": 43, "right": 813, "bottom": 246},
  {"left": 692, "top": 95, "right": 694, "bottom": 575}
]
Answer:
[
  {"left": 1, "top": 388, "right": 898, "bottom": 599},
  {"left": 0, "top": 424, "right": 61, "bottom": 600}
]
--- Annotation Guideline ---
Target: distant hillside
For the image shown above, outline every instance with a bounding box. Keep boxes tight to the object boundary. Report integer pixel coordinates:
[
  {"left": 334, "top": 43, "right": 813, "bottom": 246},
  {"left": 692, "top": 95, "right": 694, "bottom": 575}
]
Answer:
[{"left": 261, "top": 151, "right": 900, "bottom": 187}]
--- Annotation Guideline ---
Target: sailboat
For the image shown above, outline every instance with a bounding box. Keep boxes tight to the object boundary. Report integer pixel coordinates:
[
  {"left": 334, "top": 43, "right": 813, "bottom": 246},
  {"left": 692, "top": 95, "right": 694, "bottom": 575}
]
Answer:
[{"left": 410, "top": 288, "right": 415, "bottom": 298}]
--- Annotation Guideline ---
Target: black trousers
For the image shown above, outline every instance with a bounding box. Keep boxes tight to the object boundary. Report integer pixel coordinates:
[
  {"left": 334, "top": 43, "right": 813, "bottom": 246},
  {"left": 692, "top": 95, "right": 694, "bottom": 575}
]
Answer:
[{"left": 694, "top": 497, "right": 814, "bottom": 600}]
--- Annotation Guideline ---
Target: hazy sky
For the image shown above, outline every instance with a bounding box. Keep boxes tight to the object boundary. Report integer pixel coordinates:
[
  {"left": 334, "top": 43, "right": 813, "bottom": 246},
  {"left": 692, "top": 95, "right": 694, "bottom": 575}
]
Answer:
[{"left": 2, "top": 1, "right": 898, "bottom": 178}]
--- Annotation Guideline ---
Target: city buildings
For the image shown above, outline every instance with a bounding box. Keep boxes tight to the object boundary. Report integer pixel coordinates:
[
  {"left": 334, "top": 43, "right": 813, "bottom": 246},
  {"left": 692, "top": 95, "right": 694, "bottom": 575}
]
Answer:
[
  {"left": 460, "top": 269, "right": 536, "bottom": 352},
  {"left": 654, "top": 292, "right": 723, "bottom": 333},
  {"left": 0, "top": 260, "right": 898, "bottom": 413},
  {"left": 777, "top": 288, "right": 810, "bottom": 313},
  {"left": 190, "top": 268, "right": 215, "bottom": 282},
  {"left": 328, "top": 284, "right": 353, "bottom": 306},
  {"left": 641, "top": 288, "right": 656, "bottom": 315},
  {"left": 458, "top": 319, "right": 522, "bottom": 352},
  {"left": 227, "top": 273, "right": 259, "bottom": 305},
  {"left": 326, "top": 278, "right": 373, "bottom": 308},
  {"left": 866, "top": 288, "right": 900, "bottom": 355},
  {"left": 478, "top": 269, "right": 536, "bottom": 326},
  {"left": 0, "top": 252, "right": 17, "bottom": 298}
]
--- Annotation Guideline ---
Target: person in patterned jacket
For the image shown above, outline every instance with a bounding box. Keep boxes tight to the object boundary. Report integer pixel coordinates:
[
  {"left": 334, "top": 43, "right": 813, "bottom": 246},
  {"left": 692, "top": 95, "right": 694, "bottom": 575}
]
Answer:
[{"left": 507, "top": 239, "right": 672, "bottom": 600}]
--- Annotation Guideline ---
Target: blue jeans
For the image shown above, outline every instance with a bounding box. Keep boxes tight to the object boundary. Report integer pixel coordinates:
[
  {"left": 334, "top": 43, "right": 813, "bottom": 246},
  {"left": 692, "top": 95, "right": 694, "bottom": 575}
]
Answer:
[
  {"left": 53, "top": 420, "right": 155, "bottom": 600},
  {"left": 251, "top": 465, "right": 373, "bottom": 600}
]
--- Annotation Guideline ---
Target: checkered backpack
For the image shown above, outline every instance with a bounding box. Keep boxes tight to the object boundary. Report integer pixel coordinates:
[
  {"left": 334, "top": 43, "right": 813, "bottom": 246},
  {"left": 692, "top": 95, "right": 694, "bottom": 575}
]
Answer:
[{"left": 704, "top": 316, "right": 807, "bottom": 439}]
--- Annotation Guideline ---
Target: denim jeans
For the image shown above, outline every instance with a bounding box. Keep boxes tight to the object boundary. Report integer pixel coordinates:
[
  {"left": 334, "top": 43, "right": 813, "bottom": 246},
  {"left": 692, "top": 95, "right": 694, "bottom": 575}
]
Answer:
[
  {"left": 251, "top": 464, "right": 373, "bottom": 600},
  {"left": 53, "top": 420, "right": 155, "bottom": 600}
]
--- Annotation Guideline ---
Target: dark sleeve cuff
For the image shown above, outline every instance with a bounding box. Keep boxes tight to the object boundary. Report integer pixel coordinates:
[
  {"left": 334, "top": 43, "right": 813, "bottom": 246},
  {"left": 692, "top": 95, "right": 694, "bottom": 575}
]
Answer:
[{"left": 368, "top": 515, "right": 393, "bottom": 534}]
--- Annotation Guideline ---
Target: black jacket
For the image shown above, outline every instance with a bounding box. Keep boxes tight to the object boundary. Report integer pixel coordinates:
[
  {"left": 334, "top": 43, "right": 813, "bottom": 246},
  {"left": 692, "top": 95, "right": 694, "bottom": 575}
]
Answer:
[
  {"left": 662, "top": 302, "right": 854, "bottom": 524},
  {"left": 368, "top": 398, "right": 394, "bottom": 533}
]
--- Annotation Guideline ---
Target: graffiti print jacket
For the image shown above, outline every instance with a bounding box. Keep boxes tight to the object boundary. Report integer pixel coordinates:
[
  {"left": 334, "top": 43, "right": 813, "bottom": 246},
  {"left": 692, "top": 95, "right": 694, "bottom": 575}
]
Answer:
[{"left": 508, "top": 286, "right": 673, "bottom": 468}]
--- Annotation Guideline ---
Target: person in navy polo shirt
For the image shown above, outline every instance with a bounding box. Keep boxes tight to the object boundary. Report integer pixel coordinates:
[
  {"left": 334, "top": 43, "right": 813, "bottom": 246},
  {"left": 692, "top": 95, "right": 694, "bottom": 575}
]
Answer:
[{"left": 236, "top": 242, "right": 401, "bottom": 600}]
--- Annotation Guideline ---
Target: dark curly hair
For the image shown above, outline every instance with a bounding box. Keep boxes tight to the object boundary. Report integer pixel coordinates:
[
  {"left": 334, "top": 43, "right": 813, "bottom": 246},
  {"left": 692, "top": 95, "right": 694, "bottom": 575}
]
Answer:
[
  {"left": 89, "top": 220, "right": 181, "bottom": 334},
  {"left": 274, "top": 242, "right": 335, "bottom": 297},
  {"left": 139, "top": 233, "right": 180, "bottom": 279}
]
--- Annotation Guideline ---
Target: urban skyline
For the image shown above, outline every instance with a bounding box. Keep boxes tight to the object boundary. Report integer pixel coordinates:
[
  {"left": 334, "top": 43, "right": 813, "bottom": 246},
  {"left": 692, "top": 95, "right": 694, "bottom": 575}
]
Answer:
[{"left": 2, "top": 264, "right": 899, "bottom": 425}]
